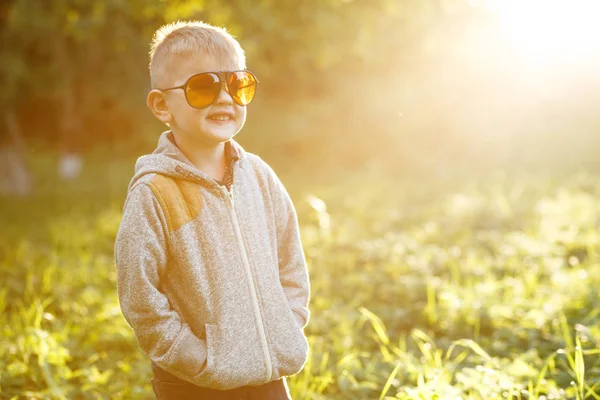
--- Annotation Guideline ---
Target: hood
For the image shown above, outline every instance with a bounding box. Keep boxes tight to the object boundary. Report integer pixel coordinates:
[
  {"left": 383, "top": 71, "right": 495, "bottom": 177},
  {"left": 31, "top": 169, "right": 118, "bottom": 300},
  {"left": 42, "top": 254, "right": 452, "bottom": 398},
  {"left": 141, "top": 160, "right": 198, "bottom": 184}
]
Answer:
[{"left": 127, "top": 130, "right": 245, "bottom": 193}]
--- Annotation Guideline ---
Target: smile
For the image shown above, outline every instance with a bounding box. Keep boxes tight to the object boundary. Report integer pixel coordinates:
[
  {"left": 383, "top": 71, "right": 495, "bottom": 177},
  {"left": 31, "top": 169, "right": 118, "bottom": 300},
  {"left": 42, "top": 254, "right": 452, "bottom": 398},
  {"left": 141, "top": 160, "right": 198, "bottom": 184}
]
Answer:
[{"left": 209, "top": 115, "right": 230, "bottom": 121}]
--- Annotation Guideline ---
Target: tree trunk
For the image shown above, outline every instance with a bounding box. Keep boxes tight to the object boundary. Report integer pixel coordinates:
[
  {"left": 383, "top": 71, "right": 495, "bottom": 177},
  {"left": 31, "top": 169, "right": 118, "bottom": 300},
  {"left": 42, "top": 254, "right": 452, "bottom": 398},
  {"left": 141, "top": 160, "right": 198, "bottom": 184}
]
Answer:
[
  {"left": 0, "top": 109, "right": 32, "bottom": 197},
  {"left": 57, "top": 37, "right": 84, "bottom": 181}
]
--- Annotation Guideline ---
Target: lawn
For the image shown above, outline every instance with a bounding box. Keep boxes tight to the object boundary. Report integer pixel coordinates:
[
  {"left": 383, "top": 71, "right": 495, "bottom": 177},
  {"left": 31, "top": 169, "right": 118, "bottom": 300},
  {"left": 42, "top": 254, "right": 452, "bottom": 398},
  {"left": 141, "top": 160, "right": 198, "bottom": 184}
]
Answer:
[{"left": 1, "top": 150, "right": 599, "bottom": 399}]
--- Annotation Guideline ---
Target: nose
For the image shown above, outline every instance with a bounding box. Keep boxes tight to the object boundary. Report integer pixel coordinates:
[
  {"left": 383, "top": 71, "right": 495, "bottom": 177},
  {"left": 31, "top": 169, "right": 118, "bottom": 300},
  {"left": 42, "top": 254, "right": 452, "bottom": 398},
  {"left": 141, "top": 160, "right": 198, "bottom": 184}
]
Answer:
[{"left": 214, "top": 79, "right": 234, "bottom": 105}]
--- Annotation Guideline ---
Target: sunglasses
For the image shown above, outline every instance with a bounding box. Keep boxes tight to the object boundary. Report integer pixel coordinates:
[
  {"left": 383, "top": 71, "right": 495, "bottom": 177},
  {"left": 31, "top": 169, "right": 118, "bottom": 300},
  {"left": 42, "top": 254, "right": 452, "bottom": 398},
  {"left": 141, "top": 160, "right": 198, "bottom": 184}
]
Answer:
[{"left": 158, "top": 70, "right": 258, "bottom": 109}]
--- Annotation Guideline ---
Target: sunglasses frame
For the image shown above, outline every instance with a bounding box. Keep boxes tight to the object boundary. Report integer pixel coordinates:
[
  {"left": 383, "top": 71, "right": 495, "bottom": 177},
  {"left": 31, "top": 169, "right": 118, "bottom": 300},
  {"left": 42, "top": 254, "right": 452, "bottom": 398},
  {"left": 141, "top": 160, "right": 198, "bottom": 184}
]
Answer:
[{"left": 157, "top": 70, "right": 259, "bottom": 109}]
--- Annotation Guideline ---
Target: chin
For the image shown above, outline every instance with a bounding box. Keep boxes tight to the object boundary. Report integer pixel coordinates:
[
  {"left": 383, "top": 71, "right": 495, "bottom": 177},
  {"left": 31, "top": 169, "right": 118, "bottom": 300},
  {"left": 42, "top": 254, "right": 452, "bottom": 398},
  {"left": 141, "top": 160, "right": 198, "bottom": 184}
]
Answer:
[
  {"left": 210, "top": 127, "right": 240, "bottom": 140},
  {"left": 200, "top": 131, "right": 235, "bottom": 144}
]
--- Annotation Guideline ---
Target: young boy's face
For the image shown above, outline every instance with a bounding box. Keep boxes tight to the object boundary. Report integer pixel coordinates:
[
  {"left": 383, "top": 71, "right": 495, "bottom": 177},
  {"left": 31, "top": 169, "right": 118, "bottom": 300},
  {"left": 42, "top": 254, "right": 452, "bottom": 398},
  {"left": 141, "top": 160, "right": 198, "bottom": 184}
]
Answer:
[{"left": 160, "top": 52, "right": 247, "bottom": 146}]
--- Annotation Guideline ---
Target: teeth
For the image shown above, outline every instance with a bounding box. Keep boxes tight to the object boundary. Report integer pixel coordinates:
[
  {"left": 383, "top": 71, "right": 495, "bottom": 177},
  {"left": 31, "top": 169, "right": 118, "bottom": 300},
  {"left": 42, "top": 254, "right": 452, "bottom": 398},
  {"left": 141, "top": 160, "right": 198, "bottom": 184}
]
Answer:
[{"left": 211, "top": 115, "right": 230, "bottom": 121}]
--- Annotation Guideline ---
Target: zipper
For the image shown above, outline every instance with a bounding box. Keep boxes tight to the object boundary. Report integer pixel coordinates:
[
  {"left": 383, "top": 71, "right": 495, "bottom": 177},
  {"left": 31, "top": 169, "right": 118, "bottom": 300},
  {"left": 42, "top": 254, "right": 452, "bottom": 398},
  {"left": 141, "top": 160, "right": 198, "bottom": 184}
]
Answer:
[{"left": 224, "top": 183, "right": 273, "bottom": 382}]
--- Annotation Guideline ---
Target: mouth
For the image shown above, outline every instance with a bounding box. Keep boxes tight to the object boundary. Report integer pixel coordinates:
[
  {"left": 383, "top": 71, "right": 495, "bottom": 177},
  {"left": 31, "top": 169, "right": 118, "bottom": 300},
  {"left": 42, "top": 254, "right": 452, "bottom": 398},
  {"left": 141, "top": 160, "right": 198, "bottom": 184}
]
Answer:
[{"left": 207, "top": 112, "right": 234, "bottom": 122}]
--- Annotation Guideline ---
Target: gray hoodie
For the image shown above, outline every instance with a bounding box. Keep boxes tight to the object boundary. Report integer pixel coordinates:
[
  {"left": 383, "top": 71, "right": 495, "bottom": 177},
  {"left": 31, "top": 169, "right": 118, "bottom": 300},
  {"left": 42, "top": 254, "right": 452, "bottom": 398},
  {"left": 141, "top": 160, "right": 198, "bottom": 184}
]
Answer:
[{"left": 114, "top": 131, "right": 310, "bottom": 390}]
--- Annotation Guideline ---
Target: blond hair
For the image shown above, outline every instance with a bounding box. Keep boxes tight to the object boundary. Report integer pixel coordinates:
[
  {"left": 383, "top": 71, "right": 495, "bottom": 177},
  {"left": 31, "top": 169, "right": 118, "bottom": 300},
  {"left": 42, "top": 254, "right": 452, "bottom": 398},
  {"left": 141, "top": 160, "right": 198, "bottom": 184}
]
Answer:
[{"left": 149, "top": 20, "right": 246, "bottom": 88}]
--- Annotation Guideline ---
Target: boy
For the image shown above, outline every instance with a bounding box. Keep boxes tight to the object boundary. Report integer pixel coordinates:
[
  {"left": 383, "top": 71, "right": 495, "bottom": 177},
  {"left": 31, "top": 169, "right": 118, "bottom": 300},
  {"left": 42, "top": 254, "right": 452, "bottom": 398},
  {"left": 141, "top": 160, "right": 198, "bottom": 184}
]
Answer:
[{"left": 114, "top": 21, "right": 311, "bottom": 400}]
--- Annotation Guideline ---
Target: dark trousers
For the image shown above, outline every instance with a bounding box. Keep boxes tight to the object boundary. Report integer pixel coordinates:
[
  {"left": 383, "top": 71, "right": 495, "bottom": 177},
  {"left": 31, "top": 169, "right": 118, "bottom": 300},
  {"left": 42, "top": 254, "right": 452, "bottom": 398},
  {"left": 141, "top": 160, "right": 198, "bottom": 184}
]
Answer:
[{"left": 151, "top": 363, "right": 292, "bottom": 400}]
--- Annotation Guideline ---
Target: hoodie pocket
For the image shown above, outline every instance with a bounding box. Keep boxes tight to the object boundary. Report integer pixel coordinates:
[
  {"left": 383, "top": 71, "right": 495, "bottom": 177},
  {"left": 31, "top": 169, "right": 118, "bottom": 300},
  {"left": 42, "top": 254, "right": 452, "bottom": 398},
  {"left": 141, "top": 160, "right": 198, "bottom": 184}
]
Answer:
[
  {"left": 275, "top": 303, "right": 310, "bottom": 378},
  {"left": 189, "top": 320, "right": 268, "bottom": 390},
  {"left": 190, "top": 323, "right": 214, "bottom": 380},
  {"left": 167, "top": 323, "right": 211, "bottom": 379}
]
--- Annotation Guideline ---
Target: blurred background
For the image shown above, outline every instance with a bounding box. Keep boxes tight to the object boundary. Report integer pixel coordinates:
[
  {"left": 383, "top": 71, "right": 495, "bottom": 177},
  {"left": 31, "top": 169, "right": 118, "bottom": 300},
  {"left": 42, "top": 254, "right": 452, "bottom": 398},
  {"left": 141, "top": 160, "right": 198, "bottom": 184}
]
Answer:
[
  {"left": 1, "top": 0, "right": 600, "bottom": 399},
  {"left": 2, "top": 0, "right": 599, "bottom": 190}
]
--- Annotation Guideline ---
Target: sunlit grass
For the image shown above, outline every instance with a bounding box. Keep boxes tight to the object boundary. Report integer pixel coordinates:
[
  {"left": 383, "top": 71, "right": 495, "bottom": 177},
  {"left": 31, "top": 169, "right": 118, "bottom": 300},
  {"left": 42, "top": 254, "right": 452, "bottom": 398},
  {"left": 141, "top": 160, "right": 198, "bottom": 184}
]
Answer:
[{"left": 1, "top": 153, "right": 600, "bottom": 399}]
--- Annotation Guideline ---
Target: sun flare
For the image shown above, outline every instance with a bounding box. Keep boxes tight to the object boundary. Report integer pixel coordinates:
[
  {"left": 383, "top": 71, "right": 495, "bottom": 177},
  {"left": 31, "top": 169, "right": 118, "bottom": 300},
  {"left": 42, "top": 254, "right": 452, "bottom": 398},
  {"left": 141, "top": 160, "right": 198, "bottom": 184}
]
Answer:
[{"left": 485, "top": 0, "right": 600, "bottom": 68}]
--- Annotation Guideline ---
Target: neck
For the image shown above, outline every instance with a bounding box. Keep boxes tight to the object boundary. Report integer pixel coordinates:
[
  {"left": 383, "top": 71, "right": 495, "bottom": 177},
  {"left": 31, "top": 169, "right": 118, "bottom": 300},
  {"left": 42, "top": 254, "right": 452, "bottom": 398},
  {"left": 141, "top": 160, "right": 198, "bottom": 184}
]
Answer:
[{"left": 171, "top": 131, "right": 227, "bottom": 180}]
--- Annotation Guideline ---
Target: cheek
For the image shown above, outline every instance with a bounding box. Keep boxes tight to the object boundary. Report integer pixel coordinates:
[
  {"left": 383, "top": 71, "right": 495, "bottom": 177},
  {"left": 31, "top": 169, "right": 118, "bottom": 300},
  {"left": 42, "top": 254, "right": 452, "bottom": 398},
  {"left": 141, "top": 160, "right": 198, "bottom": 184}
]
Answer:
[
  {"left": 196, "top": 109, "right": 211, "bottom": 121},
  {"left": 168, "top": 94, "right": 188, "bottom": 111},
  {"left": 169, "top": 98, "right": 198, "bottom": 122},
  {"left": 184, "top": 109, "right": 209, "bottom": 124},
  {"left": 235, "top": 107, "right": 247, "bottom": 123}
]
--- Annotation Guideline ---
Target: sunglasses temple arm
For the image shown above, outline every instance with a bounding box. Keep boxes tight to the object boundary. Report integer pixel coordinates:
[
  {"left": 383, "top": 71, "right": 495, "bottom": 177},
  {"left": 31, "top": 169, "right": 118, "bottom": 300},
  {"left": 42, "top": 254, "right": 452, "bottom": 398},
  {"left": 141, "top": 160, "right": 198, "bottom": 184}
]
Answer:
[{"left": 157, "top": 85, "right": 186, "bottom": 92}]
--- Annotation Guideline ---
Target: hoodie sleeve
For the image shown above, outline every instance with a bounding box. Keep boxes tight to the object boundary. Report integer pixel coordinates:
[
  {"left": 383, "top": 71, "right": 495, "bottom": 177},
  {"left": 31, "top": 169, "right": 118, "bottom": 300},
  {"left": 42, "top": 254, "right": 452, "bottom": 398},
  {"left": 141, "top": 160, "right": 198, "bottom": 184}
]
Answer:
[
  {"left": 261, "top": 161, "right": 311, "bottom": 330},
  {"left": 114, "top": 183, "right": 208, "bottom": 378}
]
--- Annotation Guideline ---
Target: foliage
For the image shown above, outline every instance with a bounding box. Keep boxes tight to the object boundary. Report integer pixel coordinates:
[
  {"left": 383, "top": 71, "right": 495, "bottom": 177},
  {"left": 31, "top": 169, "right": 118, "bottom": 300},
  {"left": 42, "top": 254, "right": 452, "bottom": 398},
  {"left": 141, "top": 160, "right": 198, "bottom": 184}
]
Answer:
[
  {"left": 0, "top": 0, "right": 491, "bottom": 154},
  {"left": 3, "top": 0, "right": 599, "bottom": 172}
]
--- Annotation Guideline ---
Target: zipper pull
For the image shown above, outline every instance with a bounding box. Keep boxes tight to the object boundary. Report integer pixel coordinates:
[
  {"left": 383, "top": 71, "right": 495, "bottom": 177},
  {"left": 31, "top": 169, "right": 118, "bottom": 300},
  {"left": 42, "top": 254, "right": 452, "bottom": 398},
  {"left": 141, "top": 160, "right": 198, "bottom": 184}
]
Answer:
[{"left": 226, "top": 185, "right": 234, "bottom": 203}]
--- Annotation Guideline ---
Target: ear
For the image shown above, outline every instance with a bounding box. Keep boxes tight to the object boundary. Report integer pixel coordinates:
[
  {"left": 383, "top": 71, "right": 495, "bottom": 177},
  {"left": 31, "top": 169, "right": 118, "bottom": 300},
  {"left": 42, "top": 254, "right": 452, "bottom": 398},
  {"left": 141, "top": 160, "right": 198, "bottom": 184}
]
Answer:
[{"left": 147, "top": 89, "right": 173, "bottom": 124}]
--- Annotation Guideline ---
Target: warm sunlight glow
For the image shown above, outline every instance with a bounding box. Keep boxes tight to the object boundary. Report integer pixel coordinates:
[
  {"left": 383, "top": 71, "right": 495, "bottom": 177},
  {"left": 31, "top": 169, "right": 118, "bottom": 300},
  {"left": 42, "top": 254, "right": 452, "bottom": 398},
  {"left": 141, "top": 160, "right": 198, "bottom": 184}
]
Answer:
[{"left": 486, "top": 0, "right": 600, "bottom": 68}]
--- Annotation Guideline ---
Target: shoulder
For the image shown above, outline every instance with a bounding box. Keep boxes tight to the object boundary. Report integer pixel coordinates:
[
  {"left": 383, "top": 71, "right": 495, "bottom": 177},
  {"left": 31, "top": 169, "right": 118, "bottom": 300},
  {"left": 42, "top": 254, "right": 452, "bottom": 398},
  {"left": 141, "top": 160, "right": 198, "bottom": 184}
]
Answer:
[
  {"left": 128, "top": 173, "right": 192, "bottom": 201},
  {"left": 127, "top": 173, "right": 202, "bottom": 232},
  {"left": 241, "top": 152, "right": 291, "bottom": 201},
  {"left": 240, "top": 152, "right": 295, "bottom": 211},
  {"left": 241, "top": 151, "right": 280, "bottom": 183}
]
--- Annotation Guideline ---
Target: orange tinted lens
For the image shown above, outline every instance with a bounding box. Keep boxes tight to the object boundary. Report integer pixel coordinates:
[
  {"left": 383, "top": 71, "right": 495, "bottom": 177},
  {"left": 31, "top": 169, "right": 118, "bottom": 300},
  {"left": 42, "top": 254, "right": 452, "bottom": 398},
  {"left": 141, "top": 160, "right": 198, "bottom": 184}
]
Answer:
[
  {"left": 229, "top": 72, "right": 257, "bottom": 106},
  {"left": 185, "top": 73, "right": 220, "bottom": 108}
]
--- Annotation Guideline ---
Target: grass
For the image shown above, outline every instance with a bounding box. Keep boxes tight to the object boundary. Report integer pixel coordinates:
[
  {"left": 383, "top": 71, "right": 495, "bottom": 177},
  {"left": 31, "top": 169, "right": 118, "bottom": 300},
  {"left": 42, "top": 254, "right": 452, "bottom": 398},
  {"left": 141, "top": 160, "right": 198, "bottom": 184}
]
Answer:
[{"left": 1, "top": 149, "right": 600, "bottom": 399}]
